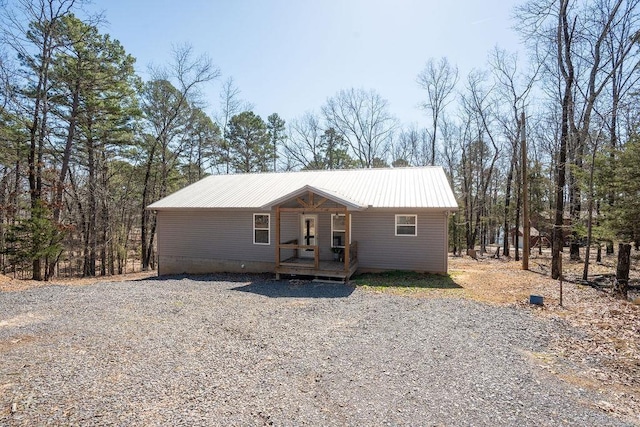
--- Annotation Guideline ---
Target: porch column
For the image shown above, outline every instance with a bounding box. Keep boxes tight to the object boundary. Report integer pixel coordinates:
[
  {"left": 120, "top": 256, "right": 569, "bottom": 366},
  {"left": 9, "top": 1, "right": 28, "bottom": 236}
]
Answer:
[{"left": 343, "top": 207, "right": 350, "bottom": 274}]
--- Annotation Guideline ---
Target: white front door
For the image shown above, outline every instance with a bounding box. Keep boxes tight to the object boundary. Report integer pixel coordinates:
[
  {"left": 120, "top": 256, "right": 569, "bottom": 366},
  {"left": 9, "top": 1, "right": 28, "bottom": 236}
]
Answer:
[{"left": 300, "top": 214, "right": 318, "bottom": 258}]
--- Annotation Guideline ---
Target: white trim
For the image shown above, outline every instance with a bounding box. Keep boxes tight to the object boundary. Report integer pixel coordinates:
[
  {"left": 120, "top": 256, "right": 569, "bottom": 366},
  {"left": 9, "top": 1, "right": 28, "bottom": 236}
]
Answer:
[
  {"left": 395, "top": 214, "right": 417, "bottom": 236},
  {"left": 253, "top": 213, "right": 270, "bottom": 245},
  {"left": 331, "top": 214, "right": 352, "bottom": 248}
]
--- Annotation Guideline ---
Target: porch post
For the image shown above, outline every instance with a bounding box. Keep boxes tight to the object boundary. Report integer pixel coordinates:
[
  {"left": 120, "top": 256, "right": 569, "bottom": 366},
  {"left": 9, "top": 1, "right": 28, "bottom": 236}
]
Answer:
[
  {"left": 343, "top": 207, "right": 350, "bottom": 274},
  {"left": 275, "top": 206, "right": 281, "bottom": 278}
]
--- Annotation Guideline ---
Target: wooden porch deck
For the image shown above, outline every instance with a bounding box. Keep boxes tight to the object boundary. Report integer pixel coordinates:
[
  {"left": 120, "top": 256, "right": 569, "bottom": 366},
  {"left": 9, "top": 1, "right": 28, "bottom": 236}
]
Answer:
[{"left": 276, "top": 257, "right": 359, "bottom": 281}]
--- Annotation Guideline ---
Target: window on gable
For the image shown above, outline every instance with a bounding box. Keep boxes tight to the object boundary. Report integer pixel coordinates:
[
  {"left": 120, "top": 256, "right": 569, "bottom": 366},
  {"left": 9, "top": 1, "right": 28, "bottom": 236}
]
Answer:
[
  {"left": 253, "top": 213, "right": 270, "bottom": 245},
  {"left": 395, "top": 214, "right": 417, "bottom": 236}
]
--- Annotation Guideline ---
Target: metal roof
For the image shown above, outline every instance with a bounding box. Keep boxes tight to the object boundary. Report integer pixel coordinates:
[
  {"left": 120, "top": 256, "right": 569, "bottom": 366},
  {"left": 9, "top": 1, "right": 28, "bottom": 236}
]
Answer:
[{"left": 147, "top": 167, "right": 458, "bottom": 210}]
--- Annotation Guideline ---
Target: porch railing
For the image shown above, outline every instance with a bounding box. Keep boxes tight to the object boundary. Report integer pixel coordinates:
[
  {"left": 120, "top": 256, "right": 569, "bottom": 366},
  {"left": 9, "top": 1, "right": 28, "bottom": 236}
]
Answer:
[
  {"left": 276, "top": 239, "right": 358, "bottom": 274},
  {"left": 277, "top": 239, "right": 320, "bottom": 269}
]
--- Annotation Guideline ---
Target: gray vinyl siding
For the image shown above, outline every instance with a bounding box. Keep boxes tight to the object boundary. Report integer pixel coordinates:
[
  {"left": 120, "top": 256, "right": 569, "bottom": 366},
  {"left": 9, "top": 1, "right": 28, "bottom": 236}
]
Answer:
[
  {"left": 351, "top": 210, "right": 447, "bottom": 273},
  {"left": 279, "top": 211, "right": 298, "bottom": 260},
  {"left": 157, "top": 210, "right": 275, "bottom": 263},
  {"left": 280, "top": 212, "right": 298, "bottom": 243},
  {"left": 157, "top": 208, "right": 449, "bottom": 274}
]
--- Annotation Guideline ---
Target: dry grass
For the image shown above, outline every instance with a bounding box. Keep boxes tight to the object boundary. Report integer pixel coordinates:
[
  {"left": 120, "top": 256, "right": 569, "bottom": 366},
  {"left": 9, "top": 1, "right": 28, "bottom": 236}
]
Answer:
[{"left": 0, "top": 270, "right": 157, "bottom": 293}]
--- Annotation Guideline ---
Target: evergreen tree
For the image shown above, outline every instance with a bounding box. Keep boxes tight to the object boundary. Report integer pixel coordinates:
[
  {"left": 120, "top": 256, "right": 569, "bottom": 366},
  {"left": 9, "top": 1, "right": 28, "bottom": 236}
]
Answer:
[
  {"left": 226, "top": 111, "right": 270, "bottom": 173},
  {"left": 3, "top": 200, "right": 62, "bottom": 280},
  {"left": 598, "top": 138, "right": 640, "bottom": 245},
  {"left": 266, "top": 112, "right": 285, "bottom": 171},
  {"left": 51, "top": 14, "right": 140, "bottom": 276},
  {"left": 320, "top": 127, "right": 354, "bottom": 170}
]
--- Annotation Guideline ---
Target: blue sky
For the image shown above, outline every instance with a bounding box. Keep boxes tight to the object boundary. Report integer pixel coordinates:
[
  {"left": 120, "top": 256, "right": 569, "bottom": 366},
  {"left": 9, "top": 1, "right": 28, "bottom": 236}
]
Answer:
[{"left": 86, "top": 0, "right": 523, "bottom": 127}]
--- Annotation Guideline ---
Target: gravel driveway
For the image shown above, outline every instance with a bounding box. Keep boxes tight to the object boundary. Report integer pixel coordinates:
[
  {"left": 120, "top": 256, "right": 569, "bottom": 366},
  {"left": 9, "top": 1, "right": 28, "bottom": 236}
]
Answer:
[{"left": 0, "top": 275, "right": 632, "bottom": 426}]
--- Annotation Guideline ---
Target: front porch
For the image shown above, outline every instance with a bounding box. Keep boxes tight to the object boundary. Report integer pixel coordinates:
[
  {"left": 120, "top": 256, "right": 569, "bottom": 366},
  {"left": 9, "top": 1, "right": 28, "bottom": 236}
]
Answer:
[
  {"left": 265, "top": 185, "right": 364, "bottom": 282},
  {"left": 275, "top": 240, "right": 359, "bottom": 281}
]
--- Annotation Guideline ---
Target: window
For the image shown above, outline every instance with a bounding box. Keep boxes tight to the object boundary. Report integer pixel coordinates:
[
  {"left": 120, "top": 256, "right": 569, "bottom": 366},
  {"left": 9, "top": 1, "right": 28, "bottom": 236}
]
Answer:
[
  {"left": 395, "top": 214, "right": 417, "bottom": 236},
  {"left": 253, "top": 214, "right": 270, "bottom": 245},
  {"left": 331, "top": 214, "right": 351, "bottom": 248}
]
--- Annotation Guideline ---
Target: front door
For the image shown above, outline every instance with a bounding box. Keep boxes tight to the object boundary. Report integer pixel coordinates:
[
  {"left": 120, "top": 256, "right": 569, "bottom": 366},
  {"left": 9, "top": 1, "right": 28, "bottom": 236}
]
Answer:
[{"left": 300, "top": 214, "right": 318, "bottom": 258}]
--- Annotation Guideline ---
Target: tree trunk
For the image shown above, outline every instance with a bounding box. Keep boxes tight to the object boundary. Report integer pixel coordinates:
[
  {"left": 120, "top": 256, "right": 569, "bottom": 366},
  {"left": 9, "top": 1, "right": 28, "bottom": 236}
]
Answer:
[
  {"left": 582, "top": 140, "right": 598, "bottom": 280},
  {"left": 502, "top": 156, "right": 514, "bottom": 256},
  {"left": 0, "top": 173, "right": 7, "bottom": 273},
  {"left": 552, "top": 0, "right": 574, "bottom": 280},
  {"left": 514, "top": 160, "right": 521, "bottom": 262},
  {"left": 84, "top": 134, "right": 97, "bottom": 277},
  {"left": 606, "top": 241, "right": 614, "bottom": 254},
  {"left": 614, "top": 243, "right": 631, "bottom": 299},
  {"left": 141, "top": 143, "right": 157, "bottom": 271},
  {"left": 570, "top": 242, "right": 580, "bottom": 260},
  {"left": 99, "top": 152, "right": 110, "bottom": 276}
]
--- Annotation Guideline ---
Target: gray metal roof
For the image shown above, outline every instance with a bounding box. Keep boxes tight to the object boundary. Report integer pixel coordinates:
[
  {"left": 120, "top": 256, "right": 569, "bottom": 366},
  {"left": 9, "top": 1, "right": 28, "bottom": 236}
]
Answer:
[{"left": 147, "top": 167, "right": 458, "bottom": 210}]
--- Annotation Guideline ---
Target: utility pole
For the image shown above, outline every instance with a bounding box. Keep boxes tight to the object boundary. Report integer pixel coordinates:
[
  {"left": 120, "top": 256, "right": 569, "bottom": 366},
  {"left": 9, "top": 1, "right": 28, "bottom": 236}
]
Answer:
[{"left": 521, "top": 111, "right": 529, "bottom": 270}]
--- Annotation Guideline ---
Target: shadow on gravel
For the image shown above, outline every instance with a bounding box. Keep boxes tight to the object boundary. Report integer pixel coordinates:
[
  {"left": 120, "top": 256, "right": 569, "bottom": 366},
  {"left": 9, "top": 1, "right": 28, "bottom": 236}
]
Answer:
[
  {"left": 136, "top": 273, "right": 274, "bottom": 283},
  {"left": 231, "top": 281, "right": 355, "bottom": 298}
]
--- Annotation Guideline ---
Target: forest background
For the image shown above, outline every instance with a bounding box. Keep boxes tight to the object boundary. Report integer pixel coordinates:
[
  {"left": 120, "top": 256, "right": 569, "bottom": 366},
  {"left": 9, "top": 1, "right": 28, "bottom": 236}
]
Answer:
[{"left": 1, "top": 0, "right": 639, "bottom": 282}]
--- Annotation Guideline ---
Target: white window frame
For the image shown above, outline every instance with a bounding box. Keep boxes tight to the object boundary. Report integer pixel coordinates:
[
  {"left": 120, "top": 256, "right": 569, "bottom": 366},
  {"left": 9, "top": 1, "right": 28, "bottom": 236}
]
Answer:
[
  {"left": 331, "top": 214, "right": 351, "bottom": 248},
  {"left": 253, "top": 213, "right": 270, "bottom": 245},
  {"left": 395, "top": 214, "right": 417, "bottom": 236}
]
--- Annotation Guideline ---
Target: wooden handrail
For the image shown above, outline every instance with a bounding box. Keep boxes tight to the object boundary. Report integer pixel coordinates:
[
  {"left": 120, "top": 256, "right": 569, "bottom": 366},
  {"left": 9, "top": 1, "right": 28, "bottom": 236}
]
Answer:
[
  {"left": 277, "top": 242, "right": 319, "bottom": 269},
  {"left": 278, "top": 240, "right": 357, "bottom": 272},
  {"left": 280, "top": 244, "right": 315, "bottom": 250}
]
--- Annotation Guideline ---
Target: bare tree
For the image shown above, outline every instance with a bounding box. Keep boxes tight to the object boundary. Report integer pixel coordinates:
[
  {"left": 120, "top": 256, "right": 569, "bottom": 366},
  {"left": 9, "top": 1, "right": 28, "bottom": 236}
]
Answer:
[
  {"left": 392, "top": 125, "right": 418, "bottom": 167},
  {"left": 516, "top": 0, "right": 640, "bottom": 279},
  {"left": 140, "top": 44, "right": 220, "bottom": 270},
  {"left": 392, "top": 124, "right": 431, "bottom": 167},
  {"left": 459, "top": 70, "right": 502, "bottom": 251},
  {"left": 322, "top": 88, "right": 397, "bottom": 168},
  {"left": 216, "top": 77, "right": 253, "bottom": 173},
  {"left": 489, "top": 47, "right": 541, "bottom": 257},
  {"left": 284, "top": 112, "right": 325, "bottom": 170},
  {"left": 417, "top": 57, "right": 459, "bottom": 166},
  {"left": 284, "top": 112, "right": 354, "bottom": 170}
]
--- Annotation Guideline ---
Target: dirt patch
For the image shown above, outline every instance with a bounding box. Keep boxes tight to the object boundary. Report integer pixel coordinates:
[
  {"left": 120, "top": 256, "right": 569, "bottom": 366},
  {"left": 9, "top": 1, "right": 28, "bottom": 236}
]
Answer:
[
  {"left": 0, "top": 335, "right": 37, "bottom": 353},
  {"left": 0, "top": 270, "right": 157, "bottom": 293},
  {"left": 0, "top": 313, "right": 47, "bottom": 329}
]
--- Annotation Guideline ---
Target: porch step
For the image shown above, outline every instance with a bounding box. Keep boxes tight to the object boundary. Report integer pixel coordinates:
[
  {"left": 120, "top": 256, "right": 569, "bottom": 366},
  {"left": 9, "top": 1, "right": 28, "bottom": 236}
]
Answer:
[{"left": 312, "top": 278, "right": 347, "bottom": 284}]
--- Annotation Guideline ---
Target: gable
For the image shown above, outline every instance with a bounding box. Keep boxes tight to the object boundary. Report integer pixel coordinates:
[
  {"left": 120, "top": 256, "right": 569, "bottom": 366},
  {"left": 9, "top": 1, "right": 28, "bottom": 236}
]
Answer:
[{"left": 261, "top": 185, "right": 367, "bottom": 211}]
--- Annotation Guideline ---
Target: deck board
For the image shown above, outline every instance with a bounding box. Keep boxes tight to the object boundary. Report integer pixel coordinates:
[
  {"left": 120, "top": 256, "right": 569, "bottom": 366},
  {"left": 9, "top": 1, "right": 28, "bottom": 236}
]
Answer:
[{"left": 276, "top": 258, "right": 358, "bottom": 281}]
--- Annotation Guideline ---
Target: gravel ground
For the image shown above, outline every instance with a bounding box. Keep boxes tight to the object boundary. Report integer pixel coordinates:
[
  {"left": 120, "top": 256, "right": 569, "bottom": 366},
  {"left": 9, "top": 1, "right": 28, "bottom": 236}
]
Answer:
[{"left": 0, "top": 275, "right": 634, "bottom": 426}]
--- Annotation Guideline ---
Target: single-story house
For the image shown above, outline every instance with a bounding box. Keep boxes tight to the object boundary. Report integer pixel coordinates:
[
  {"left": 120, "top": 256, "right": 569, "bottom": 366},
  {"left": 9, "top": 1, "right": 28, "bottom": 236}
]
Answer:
[{"left": 147, "top": 167, "right": 458, "bottom": 280}]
